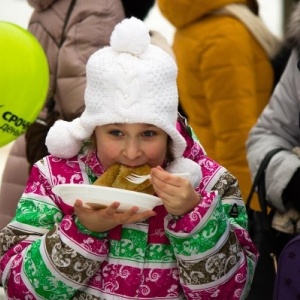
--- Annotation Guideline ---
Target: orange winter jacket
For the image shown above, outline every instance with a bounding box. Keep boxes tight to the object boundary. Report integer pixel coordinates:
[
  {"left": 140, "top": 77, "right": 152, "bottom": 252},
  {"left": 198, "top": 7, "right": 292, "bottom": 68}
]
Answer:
[{"left": 159, "top": 0, "right": 275, "bottom": 209}]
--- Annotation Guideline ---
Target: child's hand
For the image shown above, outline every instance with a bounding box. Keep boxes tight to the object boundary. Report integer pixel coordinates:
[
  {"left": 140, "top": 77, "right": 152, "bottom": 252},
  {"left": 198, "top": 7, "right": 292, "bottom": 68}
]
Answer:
[
  {"left": 74, "top": 200, "right": 156, "bottom": 233},
  {"left": 151, "top": 166, "right": 201, "bottom": 216}
]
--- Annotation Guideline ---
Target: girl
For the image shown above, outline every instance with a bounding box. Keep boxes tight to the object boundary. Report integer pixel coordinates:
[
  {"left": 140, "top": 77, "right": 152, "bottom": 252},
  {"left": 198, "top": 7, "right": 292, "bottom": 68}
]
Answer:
[{"left": 0, "top": 17, "right": 257, "bottom": 299}]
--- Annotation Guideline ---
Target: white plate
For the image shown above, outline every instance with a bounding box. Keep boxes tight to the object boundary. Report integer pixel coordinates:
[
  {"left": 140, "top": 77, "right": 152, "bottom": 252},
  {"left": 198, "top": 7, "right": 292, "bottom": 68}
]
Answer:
[{"left": 52, "top": 184, "right": 163, "bottom": 212}]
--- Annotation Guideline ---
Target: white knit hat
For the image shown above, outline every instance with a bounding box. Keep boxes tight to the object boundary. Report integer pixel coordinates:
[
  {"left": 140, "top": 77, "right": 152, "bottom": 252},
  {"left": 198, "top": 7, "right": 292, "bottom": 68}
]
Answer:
[{"left": 46, "top": 17, "right": 202, "bottom": 187}]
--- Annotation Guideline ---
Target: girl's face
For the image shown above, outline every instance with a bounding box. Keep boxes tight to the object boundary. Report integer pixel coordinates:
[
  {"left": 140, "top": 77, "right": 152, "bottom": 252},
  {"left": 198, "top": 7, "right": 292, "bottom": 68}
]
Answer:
[{"left": 95, "top": 123, "right": 168, "bottom": 170}]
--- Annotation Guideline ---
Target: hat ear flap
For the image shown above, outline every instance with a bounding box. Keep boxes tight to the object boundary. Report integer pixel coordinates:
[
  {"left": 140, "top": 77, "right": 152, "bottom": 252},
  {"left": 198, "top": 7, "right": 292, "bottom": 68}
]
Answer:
[
  {"left": 166, "top": 157, "right": 202, "bottom": 188},
  {"left": 46, "top": 118, "right": 92, "bottom": 159}
]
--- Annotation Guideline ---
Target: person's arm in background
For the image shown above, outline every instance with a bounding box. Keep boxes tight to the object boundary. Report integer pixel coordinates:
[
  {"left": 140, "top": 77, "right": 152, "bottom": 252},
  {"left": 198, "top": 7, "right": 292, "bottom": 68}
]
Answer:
[{"left": 246, "top": 50, "right": 300, "bottom": 212}]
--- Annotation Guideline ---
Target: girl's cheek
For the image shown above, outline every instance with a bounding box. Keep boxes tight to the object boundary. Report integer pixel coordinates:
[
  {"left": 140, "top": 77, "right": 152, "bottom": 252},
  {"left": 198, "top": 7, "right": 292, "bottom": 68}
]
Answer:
[
  {"left": 97, "top": 145, "right": 120, "bottom": 166},
  {"left": 146, "top": 146, "right": 167, "bottom": 165}
]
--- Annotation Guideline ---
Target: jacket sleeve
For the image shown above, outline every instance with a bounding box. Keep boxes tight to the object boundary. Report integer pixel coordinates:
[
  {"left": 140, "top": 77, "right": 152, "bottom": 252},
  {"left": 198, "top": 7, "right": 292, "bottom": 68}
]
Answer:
[
  {"left": 166, "top": 119, "right": 258, "bottom": 299},
  {"left": 0, "top": 163, "right": 109, "bottom": 299},
  {"left": 246, "top": 50, "right": 300, "bottom": 212},
  {"left": 165, "top": 164, "right": 258, "bottom": 300}
]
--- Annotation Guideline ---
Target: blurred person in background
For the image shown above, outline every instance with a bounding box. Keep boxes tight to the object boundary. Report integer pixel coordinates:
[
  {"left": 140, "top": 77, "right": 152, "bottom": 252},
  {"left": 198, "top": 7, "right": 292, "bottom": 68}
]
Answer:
[
  {"left": 158, "top": 0, "right": 281, "bottom": 209},
  {"left": 247, "top": 0, "right": 300, "bottom": 242},
  {"left": 246, "top": 3, "right": 300, "bottom": 298}
]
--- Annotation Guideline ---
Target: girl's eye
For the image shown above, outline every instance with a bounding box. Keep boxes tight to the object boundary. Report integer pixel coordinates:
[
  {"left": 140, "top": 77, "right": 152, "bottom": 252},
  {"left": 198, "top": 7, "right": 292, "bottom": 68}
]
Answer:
[
  {"left": 143, "top": 130, "right": 156, "bottom": 137},
  {"left": 109, "top": 130, "right": 123, "bottom": 136}
]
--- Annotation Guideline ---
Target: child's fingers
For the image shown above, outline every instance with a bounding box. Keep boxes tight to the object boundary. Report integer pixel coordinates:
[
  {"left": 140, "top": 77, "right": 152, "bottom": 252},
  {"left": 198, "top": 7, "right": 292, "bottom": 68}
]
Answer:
[{"left": 105, "top": 202, "right": 121, "bottom": 216}]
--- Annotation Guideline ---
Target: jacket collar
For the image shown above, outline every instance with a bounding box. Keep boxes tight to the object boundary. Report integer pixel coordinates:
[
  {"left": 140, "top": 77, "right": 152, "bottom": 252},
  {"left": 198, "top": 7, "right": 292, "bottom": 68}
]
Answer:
[{"left": 158, "top": 0, "right": 247, "bottom": 29}]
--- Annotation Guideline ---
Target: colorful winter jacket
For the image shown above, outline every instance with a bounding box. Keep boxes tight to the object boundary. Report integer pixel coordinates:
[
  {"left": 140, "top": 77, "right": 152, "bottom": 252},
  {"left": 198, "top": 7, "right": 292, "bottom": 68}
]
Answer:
[
  {"left": 0, "top": 119, "right": 258, "bottom": 299},
  {"left": 158, "top": 0, "right": 275, "bottom": 210}
]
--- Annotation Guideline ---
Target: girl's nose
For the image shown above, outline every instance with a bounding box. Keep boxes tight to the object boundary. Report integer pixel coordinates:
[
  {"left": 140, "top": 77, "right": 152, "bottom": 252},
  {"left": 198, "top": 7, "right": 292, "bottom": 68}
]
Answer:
[{"left": 123, "top": 139, "right": 142, "bottom": 160}]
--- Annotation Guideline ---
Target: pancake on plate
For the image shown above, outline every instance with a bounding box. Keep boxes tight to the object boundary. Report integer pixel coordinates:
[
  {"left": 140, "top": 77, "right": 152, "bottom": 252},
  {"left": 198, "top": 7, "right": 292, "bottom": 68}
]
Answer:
[{"left": 93, "top": 164, "right": 155, "bottom": 195}]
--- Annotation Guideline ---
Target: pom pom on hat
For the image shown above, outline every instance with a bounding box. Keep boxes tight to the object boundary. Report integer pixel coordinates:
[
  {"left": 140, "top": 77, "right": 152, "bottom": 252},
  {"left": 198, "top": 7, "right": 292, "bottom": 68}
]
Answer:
[
  {"left": 110, "top": 17, "right": 150, "bottom": 55},
  {"left": 166, "top": 157, "right": 202, "bottom": 188},
  {"left": 46, "top": 118, "right": 92, "bottom": 159}
]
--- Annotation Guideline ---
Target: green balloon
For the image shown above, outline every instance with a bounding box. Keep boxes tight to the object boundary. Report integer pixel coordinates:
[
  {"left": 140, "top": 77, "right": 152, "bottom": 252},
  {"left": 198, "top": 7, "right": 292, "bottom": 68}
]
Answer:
[{"left": 0, "top": 21, "right": 49, "bottom": 147}]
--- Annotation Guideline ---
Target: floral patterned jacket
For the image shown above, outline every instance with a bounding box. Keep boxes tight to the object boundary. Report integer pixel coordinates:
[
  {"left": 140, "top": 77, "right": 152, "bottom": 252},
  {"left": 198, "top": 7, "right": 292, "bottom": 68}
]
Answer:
[{"left": 0, "top": 118, "right": 258, "bottom": 299}]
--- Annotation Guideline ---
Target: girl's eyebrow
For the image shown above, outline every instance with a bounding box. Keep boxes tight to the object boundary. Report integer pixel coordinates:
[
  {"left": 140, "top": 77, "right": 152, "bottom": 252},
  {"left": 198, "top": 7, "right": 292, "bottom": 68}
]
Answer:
[
  {"left": 105, "top": 123, "right": 123, "bottom": 127},
  {"left": 107, "top": 123, "right": 157, "bottom": 128},
  {"left": 141, "top": 123, "right": 158, "bottom": 128}
]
